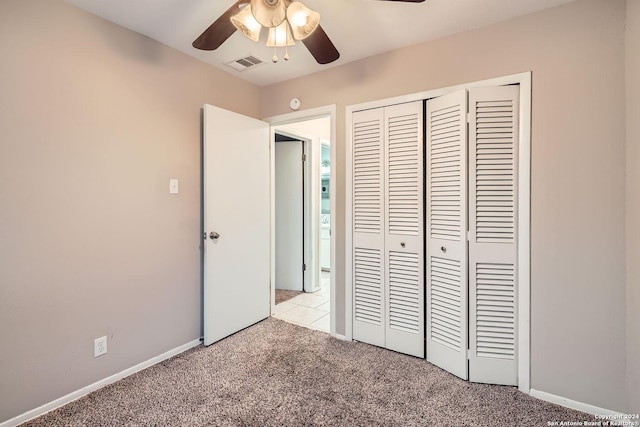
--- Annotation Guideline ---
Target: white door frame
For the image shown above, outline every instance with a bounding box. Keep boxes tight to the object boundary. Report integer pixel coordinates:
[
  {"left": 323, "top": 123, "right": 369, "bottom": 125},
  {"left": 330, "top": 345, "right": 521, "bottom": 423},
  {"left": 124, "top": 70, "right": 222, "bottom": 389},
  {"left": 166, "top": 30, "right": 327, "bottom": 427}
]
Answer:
[
  {"left": 345, "top": 72, "right": 531, "bottom": 392},
  {"left": 264, "top": 105, "right": 337, "bottom": 336}
]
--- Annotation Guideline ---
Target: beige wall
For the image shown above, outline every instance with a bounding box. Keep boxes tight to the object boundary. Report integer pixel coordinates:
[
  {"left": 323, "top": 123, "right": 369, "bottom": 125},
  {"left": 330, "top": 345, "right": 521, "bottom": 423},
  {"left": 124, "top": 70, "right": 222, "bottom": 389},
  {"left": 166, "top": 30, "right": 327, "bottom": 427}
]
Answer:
[
  {"left": 1, "top": 0, "right": 634, "bottom": 422},
  {"left": 0, "top": 0, "right": 260, "bottom": 422},
  {"left": 626, "top": 0, "right": 640, "bottom": 414},
  {"left": 260, "top": 0, "right": 628, "bottom": 411}
]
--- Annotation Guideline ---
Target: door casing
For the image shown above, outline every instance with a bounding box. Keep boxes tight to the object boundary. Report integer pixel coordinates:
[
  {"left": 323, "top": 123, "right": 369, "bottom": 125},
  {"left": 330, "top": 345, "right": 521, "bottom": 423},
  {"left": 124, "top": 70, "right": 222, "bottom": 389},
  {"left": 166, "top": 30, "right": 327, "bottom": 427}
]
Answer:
[{"left": 265, "top": 105, "right": 338, "bottom": 336}]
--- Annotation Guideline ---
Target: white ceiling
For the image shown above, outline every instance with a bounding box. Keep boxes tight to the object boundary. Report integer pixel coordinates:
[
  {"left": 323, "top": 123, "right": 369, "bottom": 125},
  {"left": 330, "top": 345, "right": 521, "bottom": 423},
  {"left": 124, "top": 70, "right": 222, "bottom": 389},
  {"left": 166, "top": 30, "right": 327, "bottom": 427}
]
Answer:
[{"left": 65, "top": 0, "right": 574, "bottom": 87}]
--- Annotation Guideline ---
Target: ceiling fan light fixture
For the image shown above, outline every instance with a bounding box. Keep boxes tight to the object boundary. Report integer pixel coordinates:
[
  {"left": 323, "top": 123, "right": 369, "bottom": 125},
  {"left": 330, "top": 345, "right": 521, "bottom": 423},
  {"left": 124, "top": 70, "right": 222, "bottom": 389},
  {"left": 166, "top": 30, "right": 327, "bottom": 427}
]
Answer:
[
  {"left": 286, "top": 1, "right": 320, "bottom": 40},
  {"left": 251, "top": 0, "right": 286, "bottom": 28},
  {"left": 230, "top": 4, "right": 262, "bottom": 42},
  {"left": 266, "top": 21, "right": 295, "bottom": 47}
]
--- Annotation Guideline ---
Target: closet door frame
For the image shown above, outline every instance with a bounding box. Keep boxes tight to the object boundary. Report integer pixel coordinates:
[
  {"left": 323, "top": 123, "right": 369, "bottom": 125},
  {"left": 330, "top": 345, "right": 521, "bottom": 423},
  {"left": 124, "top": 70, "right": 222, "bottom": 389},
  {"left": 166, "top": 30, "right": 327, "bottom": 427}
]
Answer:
[{"left": 345, "top": 71, "right": 531, "bottom": 393}]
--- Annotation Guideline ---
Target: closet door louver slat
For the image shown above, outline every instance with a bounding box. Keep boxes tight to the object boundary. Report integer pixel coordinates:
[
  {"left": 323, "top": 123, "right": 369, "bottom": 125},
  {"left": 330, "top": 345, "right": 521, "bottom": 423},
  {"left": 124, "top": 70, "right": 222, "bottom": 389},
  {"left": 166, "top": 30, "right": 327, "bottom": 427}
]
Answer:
[
  {"left": 429, "top": 256, "right": 462, "bottom": 350},
  {"left": 475, "top": 263, "right": 515, "bottom": 359},
  {"left": 352, "top": 108, "right": 386, "bottom": 348},
  {"left": 354, "top": 119, "right": 383, "bottom": 234},
  {"left": 384, "top": 102, "right": 424, "bottom": 358},
  {"left": 388, "top": 251, "right": 420, "bottom": 333},
  {"left": 425, "top": 90, "right": 469, "bottom": 379},
  {"left": 468, "top": 86, "right": 519, "bottom": 386},
  {"left": 354, "top": 248, "right": 383, "bottom": 324}
]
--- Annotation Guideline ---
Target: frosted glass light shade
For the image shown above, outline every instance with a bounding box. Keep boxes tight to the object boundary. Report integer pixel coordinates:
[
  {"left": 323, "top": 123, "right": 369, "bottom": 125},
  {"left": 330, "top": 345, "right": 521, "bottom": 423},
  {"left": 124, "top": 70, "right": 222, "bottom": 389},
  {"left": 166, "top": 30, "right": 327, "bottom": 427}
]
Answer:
[
  {"left": 286, "top": 1, "right": 320, "bottom": 40},
  {"left": 251, "top": 0, "right": 286, "bottom": 28},
  {"left": 266, "top": 21, "right": 295, "bottom": 47},
  {"left": 230, "top": 5, "right": 261, "bottom": 42}
]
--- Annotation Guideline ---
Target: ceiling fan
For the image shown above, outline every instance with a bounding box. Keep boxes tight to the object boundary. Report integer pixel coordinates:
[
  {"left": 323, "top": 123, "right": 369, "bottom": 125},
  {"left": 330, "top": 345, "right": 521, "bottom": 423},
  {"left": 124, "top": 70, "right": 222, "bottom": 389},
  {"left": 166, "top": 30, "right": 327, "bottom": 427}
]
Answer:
[{"left": 193, "top": 0, "right": 425, "bottom": 64}]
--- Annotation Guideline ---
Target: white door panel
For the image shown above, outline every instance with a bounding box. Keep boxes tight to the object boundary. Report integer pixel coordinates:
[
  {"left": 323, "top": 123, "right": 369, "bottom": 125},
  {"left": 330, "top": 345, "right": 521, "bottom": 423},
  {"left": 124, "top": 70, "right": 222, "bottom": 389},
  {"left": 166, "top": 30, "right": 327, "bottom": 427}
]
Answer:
[
  {"left": 352, "top": 102, "right": 424, "bottom": 357},
  {"left": 468, "top": 85, "right": 519, "bottom": 385},
  {"left": 352, "top": 108, "right": 386, "bottom": 348},
  {"left": 203, "top": 104, "right": 270, "bottom": 346},
  {"left": 384, "top": 101, "right": 424, "bottom": 358},
  {"left": 425, "top": 90, "right": 469, "bottom": 379},
  {"left": 275, "top": 140, "right": 303, "bottom": 291}
]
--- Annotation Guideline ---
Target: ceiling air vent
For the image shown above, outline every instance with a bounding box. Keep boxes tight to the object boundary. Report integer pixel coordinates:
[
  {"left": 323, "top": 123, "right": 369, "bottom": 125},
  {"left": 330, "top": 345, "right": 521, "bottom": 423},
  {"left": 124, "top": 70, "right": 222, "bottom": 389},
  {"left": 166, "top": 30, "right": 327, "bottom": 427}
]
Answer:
[{"left": 226, "top": 55, "right": 265, "bottom": 72}]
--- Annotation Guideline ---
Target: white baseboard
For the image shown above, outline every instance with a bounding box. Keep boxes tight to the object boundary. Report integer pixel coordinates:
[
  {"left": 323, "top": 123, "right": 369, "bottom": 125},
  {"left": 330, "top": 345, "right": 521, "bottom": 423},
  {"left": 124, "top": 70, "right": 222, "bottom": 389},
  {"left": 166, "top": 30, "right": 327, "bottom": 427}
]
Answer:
[
  {"left": 333, "top": 333, "right": 348, "bottom": 341},
  {"left": 530, "top": 388, "right": 623, "bottom": 416},
  {"left": 1, "top": 339, "right": 201, "bottom": 427}
]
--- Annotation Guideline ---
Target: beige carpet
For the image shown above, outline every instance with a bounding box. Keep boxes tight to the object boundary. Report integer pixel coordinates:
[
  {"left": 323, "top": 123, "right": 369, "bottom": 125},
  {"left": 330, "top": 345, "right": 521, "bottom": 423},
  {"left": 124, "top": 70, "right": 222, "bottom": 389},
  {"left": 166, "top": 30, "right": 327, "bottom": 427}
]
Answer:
[
  {"left": 275, "top": 289, "right": 303, "bottom": 305},
  {"left": 23, "top": 318, "right": 589, "bottom": 426}
]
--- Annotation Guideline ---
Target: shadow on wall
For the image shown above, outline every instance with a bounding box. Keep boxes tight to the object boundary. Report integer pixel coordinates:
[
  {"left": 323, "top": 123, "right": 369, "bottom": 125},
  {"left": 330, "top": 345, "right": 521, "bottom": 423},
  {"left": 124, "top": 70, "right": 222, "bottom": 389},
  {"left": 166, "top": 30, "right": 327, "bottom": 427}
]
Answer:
[{"left": 75, "top": 7, "right": 172, "bottom": 65}]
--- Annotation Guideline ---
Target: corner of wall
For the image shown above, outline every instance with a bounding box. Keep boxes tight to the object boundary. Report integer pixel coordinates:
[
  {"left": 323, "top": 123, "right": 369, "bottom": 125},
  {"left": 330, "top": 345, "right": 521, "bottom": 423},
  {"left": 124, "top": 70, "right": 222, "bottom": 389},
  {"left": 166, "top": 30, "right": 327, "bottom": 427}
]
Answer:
[{"left": 625, "top": 0, "right": 640, "bottom": 413}]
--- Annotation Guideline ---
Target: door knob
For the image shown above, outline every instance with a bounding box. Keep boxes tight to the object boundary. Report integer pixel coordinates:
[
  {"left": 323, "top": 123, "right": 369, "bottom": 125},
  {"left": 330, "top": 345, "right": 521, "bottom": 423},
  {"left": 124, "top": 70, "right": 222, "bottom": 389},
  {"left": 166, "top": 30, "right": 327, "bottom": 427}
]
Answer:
[
  {"left": 440, "top": 246, "right": 447, "bottom": 253},
  {"left": 209, "top": 231, "right": 220, "bottom": 240},
  {"left": 400, "top": 242, "right": 406, "bottom": 248}
]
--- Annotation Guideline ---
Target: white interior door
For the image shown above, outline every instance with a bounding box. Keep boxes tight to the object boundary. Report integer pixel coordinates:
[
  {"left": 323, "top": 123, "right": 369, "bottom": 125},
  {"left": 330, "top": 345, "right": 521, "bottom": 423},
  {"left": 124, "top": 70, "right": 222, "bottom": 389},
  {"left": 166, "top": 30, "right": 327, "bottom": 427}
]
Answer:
[
  {"left": 425, "top": 90, "right": 469, "bottom": 379},
  {"left": 468, "top": 85, "right": 519, "bottom": 385},
  {"left": 384, "top": 101, "right": 424, "bottom": 358},
  {"left": 275, "top": 140, "right": 304, "bottom": 291},
  {"left": 352, "top": 107, "right": 386, "bottom": 348},
  {"left": 203, "top": 104, "right": 270, "bottom": 346}
]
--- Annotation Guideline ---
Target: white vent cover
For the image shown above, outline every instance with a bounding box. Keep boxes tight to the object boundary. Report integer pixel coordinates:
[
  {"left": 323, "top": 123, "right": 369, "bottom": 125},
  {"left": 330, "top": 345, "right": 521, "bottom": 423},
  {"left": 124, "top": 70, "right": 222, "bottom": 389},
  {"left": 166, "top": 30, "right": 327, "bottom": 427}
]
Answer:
[{"left": 226, "top": 55, "right": 265, "bottom": 72}]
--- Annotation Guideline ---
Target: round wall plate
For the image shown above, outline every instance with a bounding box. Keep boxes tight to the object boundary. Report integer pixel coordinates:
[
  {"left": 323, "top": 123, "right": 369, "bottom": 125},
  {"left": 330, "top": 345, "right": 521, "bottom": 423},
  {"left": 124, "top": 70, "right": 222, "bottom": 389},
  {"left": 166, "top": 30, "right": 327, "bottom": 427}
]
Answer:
[{"left": 290, "top": 98, "right": 301, "bottom": 110}]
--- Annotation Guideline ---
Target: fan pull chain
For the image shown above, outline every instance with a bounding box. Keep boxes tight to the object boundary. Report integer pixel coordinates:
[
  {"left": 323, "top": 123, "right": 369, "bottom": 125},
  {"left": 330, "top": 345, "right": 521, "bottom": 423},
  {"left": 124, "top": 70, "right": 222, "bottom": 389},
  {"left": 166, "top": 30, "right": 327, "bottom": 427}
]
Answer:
[
  {"left": 272, "top": 23, "right": 279, "bottom": 62},
  {"left": 284, "top": 23, "right": 290, "bottom": 61}
]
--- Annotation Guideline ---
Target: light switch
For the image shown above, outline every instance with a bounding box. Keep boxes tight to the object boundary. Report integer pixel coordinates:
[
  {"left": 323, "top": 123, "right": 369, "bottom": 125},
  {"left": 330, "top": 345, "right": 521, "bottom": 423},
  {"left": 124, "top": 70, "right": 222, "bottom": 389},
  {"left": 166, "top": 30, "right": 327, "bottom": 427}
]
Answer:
[{"left": 169, "top": 179, "right": 179, "bottom": 194}]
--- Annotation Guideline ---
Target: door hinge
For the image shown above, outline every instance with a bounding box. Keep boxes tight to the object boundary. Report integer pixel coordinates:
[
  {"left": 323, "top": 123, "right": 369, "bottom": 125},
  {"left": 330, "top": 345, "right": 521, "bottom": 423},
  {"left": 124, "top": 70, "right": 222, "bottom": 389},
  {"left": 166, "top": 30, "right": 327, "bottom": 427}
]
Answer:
[
  {"left": 466, "top": 230, "right": 470, "bottom": 241},
  {"left": 302, "top": 153, "right": 307, "bottom": 161},
  {"left": 466, "top": 112, "right": 470, "bottom": 123},
  {"left": 303, "top": 263, "right": 307, "bottom": 271}
]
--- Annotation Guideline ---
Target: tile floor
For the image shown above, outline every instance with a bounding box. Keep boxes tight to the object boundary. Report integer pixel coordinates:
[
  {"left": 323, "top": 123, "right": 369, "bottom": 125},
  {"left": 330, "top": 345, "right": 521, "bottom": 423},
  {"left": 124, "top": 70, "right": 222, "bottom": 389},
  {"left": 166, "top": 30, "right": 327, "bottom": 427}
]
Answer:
[{"left": 273, "top": 271, "right": 330, "bottom": 333}]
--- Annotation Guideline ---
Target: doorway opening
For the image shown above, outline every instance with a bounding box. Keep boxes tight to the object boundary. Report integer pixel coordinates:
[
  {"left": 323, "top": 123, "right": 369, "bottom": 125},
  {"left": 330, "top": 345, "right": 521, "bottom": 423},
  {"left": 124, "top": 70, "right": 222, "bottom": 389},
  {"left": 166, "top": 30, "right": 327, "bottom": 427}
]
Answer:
[{"left": 270, "top": 115, "right": 332, "bottom": 334}]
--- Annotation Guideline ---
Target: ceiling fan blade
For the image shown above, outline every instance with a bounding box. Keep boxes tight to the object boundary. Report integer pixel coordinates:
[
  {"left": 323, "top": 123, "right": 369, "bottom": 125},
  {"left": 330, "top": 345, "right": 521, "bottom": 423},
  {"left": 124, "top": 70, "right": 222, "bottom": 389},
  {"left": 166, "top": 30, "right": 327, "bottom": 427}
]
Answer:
[
  {"left": 193, "top": 0, "right": 247, "bottom": 50},
  {"left": 302, "top": 25, "right": 340, "bottom": 65}
]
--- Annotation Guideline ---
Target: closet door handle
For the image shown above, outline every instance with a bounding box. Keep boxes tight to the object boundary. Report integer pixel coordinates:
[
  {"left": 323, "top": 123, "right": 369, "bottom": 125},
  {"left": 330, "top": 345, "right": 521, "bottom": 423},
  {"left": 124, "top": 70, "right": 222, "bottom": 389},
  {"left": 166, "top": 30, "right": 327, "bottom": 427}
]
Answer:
[
  {"left": 440, "top": 246, "right": 447, "bottom": 253},
  {"left": 400, "top": 242, "right": 406, "bottom": 248}
]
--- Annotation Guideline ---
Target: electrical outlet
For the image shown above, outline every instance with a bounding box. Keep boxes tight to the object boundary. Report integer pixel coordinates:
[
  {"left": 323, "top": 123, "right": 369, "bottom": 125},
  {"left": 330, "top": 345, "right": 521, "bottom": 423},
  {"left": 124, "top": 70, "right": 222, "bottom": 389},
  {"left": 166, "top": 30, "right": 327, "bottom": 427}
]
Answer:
[{"left": 94, "top": 336, "right": 107, "bottom": 357}]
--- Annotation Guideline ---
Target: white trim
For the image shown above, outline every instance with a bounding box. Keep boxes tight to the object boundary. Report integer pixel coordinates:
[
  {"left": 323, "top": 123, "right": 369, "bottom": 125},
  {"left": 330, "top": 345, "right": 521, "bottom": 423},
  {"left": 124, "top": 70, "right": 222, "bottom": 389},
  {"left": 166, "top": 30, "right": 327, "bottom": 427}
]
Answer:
[
  {"left": 345, "top": 109, "right": 354, "bottom": 342},
  {"left": 269, "top": 126, "right": 277, "bottom": 312},
  {"left": 329, "top": 119, "right": 337, "bottom": 337},
  {"left": 333, "top": 333, "right": 348, "bottom": 341},
  {"left": 264, "top": 105, "right": 338, "bottom": 337},
  {"left": 347, "top": 73, "right": 531, "bottom": 113},
  {"left": 529, "top": 389, "right": 624, "bottom": 416},
  {"left": 1, "top": 339, "right": 201, "bottom": 427},
  {"left": 517, "top": 73, "right": 532, "bottom": 394},
  {"left": 345, "top": 72, "right": 532, "bottom": 389}
]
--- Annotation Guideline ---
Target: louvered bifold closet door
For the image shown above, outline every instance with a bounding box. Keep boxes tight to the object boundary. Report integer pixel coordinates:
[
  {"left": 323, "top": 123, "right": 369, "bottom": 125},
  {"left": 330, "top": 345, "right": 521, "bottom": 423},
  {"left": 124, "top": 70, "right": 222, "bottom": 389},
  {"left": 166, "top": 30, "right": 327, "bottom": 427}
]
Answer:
[
  {"left": 352, "top": 108, "right": 386, "bottom": 348},
  {"left": 468, "top": 86, "right": 519, "bottom": 385},
  {"left": 384, "top": 101, "right": 424, "bottom": 358},
  {"left": 425, "top": 90, "right": 469, "bottom": 379}
]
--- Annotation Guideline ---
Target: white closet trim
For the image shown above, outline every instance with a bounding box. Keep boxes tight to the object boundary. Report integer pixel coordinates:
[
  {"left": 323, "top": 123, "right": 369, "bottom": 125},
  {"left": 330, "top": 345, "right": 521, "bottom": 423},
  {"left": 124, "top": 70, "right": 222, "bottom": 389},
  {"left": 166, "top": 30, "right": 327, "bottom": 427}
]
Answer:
[{"left": 345, "top": 72, "right": 531, "bottom": 393}]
